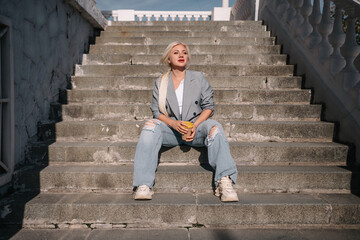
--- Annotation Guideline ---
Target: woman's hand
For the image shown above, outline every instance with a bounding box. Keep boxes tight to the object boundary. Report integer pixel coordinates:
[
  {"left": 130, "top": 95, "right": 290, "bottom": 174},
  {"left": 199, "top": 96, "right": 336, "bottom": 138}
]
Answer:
[
  {"left": 185, "top": 125, "right": 197, "bottom": 142},
  {"left": 170, "top": 121, "right": 189, "bottom": 135}
]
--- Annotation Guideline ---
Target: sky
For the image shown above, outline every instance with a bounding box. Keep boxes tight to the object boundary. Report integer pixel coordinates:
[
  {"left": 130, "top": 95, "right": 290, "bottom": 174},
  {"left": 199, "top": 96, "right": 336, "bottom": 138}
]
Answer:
[{"left": 96, "top": 0, "right": 237, "bottom": 11}]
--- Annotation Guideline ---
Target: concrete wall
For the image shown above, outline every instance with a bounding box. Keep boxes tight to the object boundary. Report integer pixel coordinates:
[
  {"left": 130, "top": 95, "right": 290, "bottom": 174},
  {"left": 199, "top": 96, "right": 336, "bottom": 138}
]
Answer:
[{"left": 0, "top": 0, "right": 104, "bottom": 168}]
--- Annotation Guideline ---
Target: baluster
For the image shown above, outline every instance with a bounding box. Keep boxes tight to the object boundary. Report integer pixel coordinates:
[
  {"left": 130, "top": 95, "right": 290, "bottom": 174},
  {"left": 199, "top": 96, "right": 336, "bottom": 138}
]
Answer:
[
  {"left": 291, "top": 0, "right": 304, "bottom": 35},
  {"left": 297, "top": 0, "right": 313, "bottom": 40},
  {"left": 305, "top": 0, "right": 322, "bottom": 49},
  {"left": 328, "top": 3, "right": 346, "bottom": 75},
  {"left": 279, "top": 0, "right": 290, "bottom": 22},
  {"left": 178, "top": 14, "right": 185, "bottom": 21},
  {"left": 169, "top": 14, "right": 175, "bottom": 21},
  {"left": 146, "top": 14, "right": 153, "bottom": 21},
  {"left": 317, "top": 0, "right": 333, "bottom": 64},
  {"left": 339, "top": 9, "right": 360, "bottom": 91},
  {"left": 285, "top": 0, "right": 296, "bottom": 27}
]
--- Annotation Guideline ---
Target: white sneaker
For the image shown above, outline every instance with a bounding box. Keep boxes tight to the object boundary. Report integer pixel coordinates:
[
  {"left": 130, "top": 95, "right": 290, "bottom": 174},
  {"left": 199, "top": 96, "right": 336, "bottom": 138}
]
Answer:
[
  {"left": 215, "top": 176, "right": 239, "bottom": 202},
  {"left": 134, "top": 185, "right": 154, "bottom": 200}
]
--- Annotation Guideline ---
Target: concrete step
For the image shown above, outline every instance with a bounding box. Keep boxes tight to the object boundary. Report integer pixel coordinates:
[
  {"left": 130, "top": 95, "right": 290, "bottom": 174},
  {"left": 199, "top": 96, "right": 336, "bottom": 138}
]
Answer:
[
  {"left": 100, "top": 30, "right": 271, "bottom": 38},
  {"left": 83, "top": 53, "right": 287, "bottom": 66},
  {"left": 17, "top": 164, "right": 351, "bottom": 193},
  {"left": 54, "top": 120, "right": 334, "bottom": 142},
  {"left": 109, "top": 20, "right": 264, "bottom": 27},
  {"left": 4, "top": 192, "right": 360, "bottom": 227},
  {"left": 5, "top": 228, "right": 360, "bottom": 240},
  {"left": 75, "top": 65, "right": 293, "bottom": 77},
  {"left": 71, "top": 76, "right": 302, "bottom": 90},
  {"left": 89, "top": 44, "right": 281, "bottom": 55},
  {"left": 54, "top": 103, "right": 321, "bottom": 122},
  {"left": 47, "top": 141, "right": 348, "bottom": 166},
  {"left": 104, "top": 25, "right": 267, "bottom": 32},
  {"left": 62, "top": 89, "right": 310, "bottom": 105},
  {"left": 95, "top": 36, "right": 276, "bottom": 46}
]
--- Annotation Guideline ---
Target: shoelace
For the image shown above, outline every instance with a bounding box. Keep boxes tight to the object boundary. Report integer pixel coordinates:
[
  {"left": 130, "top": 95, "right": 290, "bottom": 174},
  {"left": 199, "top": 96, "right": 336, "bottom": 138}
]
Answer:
[{"left": 137, "top": 186, "right": 149, "bottom": 193}]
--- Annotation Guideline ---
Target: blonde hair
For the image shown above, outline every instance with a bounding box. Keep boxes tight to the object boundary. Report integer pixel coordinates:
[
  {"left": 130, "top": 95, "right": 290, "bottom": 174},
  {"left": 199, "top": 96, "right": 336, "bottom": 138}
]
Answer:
[{"left": 158, "top": 42, "right": 190, "bottom": 117}]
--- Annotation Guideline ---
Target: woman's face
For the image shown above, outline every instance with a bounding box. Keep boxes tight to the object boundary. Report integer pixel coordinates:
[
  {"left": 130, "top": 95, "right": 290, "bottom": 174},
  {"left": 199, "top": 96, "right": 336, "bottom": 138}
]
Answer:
[{"left": 168, "top": 44, "right": 189, "bottom": 69}]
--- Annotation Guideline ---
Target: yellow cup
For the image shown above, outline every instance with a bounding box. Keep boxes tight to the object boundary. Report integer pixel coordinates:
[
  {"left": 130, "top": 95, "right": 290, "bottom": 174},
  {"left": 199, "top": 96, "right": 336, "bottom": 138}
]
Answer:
[{"left": 182, "top": 121, "right": 194, "bottom": 140}]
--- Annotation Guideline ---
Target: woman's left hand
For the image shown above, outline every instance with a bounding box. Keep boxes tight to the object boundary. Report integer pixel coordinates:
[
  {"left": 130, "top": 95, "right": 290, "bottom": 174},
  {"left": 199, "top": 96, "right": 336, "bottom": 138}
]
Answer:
[{"left": 185, "top": 125, "right": 197, "bottom": 142}]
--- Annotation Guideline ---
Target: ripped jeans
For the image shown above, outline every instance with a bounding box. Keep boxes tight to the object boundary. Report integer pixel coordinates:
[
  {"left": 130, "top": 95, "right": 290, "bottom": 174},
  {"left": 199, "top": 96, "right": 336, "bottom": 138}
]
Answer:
[{"left": 133, "top": 119, "right": 238, "bottom": 188}]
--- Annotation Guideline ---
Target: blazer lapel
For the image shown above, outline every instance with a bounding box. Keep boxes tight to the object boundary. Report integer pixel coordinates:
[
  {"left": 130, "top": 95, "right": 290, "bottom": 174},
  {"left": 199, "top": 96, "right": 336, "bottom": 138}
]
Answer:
[
  {"left": 166, "top": 73, "right": 181, "bottom": 120},
  {"left": 182, "top": 71, "right": 193, "bottom": 120}
]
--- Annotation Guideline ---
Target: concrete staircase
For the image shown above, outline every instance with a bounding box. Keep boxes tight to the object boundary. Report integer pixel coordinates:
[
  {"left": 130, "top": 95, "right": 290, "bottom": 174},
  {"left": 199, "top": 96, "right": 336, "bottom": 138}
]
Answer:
[{"left": 3, "top": 21, "right": 360, "bottom": 230}]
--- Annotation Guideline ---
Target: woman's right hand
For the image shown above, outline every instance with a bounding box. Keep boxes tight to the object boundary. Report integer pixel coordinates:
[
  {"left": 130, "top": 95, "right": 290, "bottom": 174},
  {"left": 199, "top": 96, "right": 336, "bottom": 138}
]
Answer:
[{"left": 170, "top": 121, "right": 189, "bottom": 135}]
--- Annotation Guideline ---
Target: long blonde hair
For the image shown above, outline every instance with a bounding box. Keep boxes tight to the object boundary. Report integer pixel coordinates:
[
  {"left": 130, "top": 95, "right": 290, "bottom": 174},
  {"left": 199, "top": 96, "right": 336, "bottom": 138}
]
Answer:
[{"left": 158, "top": 42, "right": 191, "bottom": 116}]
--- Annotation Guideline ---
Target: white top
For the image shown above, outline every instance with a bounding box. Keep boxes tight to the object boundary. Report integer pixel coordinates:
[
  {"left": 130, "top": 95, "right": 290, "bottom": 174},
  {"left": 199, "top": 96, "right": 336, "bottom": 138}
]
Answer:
[{"left": 175, "top": 79, "right": 184, "bottom": 117}]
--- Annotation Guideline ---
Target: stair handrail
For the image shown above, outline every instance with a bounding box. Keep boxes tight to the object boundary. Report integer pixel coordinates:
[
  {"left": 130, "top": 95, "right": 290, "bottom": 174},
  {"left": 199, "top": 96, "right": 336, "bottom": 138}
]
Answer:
[{"left": 238, "top": 0, "right": 360, "bottom": 164}]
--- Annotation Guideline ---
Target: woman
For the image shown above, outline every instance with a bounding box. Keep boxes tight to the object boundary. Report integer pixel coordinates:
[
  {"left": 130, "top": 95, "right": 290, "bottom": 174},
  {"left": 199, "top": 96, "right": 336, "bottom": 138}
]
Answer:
[{"left": 133, "top": 42, "right": 238, "bottom": 202}]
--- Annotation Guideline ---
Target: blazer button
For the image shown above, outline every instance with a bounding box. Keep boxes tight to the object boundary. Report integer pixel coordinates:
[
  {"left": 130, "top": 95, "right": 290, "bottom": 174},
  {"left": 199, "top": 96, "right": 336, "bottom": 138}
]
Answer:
[
  {"left": 195, "top": 101, "right": 198, "bottom": 104},
  {"left": 193, "top": 112, "right": 196, "bottom": 116},
  {"left": 166, "top": 106, "right": 168, "bottom": 109}
]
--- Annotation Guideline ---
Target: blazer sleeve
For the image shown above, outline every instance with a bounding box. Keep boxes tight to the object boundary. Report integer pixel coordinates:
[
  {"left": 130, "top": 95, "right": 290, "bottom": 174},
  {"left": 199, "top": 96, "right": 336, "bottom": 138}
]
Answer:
[
  {"left": 200, "top": 73, "right": 215, "bottom": 117},
  {"left": 150, "top": 78, "right": 161, "bottom": 119}
]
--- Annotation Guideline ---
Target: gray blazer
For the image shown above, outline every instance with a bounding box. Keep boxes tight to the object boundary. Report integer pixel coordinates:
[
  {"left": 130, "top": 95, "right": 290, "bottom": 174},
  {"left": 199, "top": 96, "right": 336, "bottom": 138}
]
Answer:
[{"left": 150, "top": 70, "right": 215, "bottom": 122}]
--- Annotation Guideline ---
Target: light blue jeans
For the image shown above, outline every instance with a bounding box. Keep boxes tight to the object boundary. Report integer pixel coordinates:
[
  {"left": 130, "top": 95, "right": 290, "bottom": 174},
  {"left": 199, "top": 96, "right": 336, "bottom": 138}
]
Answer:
[{"left": 133, "top": 118, "right": 238, "bottom": 188}]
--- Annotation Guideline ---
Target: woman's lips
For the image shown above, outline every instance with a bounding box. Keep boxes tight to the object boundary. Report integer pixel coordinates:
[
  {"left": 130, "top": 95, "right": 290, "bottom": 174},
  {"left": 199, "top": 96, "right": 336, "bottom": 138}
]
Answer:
[{"left": 178, "top": 59, "right": 184, "bottom": 62}]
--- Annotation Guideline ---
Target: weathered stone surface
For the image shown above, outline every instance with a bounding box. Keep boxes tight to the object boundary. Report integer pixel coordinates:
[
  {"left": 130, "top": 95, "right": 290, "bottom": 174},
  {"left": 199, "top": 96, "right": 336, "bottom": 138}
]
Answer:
[
  {"left": 84, "top": 53, "right": 286, "bottom": 66},
  {"left": 94, "top": 36, "right": 276, "bottom": 46},
  {"left": 104, "top": 25, "right": 266, "bottom": 32},
  {"left": 100, "top": 30, "right": 270, "bottom": 38},
  {"left": 56, "top": 103, "right": 320, "bottom": 121},
  {"left": 89, "top": 45, "right": 281, "bottom": 55},
  {"left": 0, "top": 0, "right": 96, "bottom": 166},
  {"left": 70, "top": 76, "right": 302, "bottom": 90},
  {"left": 64, "top": 89, "right": 309, "bottom": 104},
  {"left": 47, "top": 141, "right": 348, "bottom": 166},
  {"left": 53, "top": 120, "right": 333, "bottom": 142},
  {"left": 16, "top": 164, "right": 351, "bottom": 193},
  {"left": 22, "top": 193, "right": 197, "bottom": 227}
]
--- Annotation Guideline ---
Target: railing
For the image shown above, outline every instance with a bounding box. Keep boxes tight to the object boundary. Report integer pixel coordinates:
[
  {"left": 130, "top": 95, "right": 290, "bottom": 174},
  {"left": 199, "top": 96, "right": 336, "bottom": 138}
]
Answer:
[
  {"left": 0, "top": 15, "right": 15, "bottom": 188},
  {"left": 102, "top": 0, "right": 232, "bottom": 22},
  {"left": 102, "top": 10, "right": 212, "bottom": 21},
  {"left": 250, "top": 0, "right": 360, "bottom": 164}
]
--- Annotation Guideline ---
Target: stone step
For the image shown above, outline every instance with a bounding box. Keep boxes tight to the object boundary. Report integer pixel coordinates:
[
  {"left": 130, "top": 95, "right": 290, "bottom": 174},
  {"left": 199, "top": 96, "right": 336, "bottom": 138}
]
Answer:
[
  {"left": 109, "top": 20, "right": 264, "bottom": 27},
  {"left": 95, "top": 36, "right": 276, "bottom": 46},
  {"left": 17, "top": 164, "right": 351, "bottom": 193},
  {"left": 54, "top": 103, "right": 321, "bottom": 122},
  {"left": 62, "top": 89, "right": 310, "bottom": 104},
  {"left": 104, "top": 25, "right": 267, "bottom": 32},
  {"left": 89, "top": 45, "right": 281, "bottom": 55},
  {"left": 54, "top": 120, "right": 334, "bottom": 142},
  {"left": 71, "top": 76, "right": 302, "bottom": 90},
  {"left": 47, "top": 141, "right": 347, "bottom": 166},
  {"left": 75, "top": 65, "right": 293, "bottom": 77},
  {"left": 5, "top": 192, "right": 360, "bottom": 227},
  {"left": 5, "top": 228, "right": 360, "bottom": 239},
  {"left": 83, "top": 53, "right": 287, "bottom": 66},
  {"left": 100, "top": 30, "right": 271, "bottom": 38}
]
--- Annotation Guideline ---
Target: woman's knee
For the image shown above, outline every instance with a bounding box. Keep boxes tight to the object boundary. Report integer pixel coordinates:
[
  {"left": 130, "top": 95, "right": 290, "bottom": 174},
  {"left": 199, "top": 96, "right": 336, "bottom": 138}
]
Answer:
[{"left": 143, "top": 119, "right": 162, "bottom": 131}]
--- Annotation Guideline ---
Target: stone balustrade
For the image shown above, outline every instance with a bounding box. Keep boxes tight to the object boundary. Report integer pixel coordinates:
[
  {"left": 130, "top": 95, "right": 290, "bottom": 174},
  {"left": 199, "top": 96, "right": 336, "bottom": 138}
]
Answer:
[
  {"left": 102, "top": 10, "right": 212, "bottom": 21},
  {"left": 102, "top": 0, "right": 233, "bottom": 22},
  {"left": 247, "top": 0, "right": 360, "bottom": 164}
]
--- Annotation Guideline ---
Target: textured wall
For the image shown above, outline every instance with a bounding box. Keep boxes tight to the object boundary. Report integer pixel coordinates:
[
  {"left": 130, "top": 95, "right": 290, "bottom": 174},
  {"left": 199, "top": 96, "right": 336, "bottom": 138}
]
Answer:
[{"left": 0, "top": 0, "right": 95, "bottom": 167}]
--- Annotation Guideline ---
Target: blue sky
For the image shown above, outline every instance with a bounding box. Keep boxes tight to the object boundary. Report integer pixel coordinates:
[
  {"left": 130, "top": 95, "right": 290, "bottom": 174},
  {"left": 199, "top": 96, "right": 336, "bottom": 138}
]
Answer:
[{"left": 96, "top": 0, "right": 237, "bottom": 11}]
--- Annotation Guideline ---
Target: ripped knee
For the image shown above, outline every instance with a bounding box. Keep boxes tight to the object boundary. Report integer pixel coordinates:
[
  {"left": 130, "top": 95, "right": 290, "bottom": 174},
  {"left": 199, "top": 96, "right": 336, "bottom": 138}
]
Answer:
[
  {"left": 143, "top": 119, "right": 161, "bottom": 131},
  {"left": 208, "top": 125, "right": 219, "bottom": 140}
]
